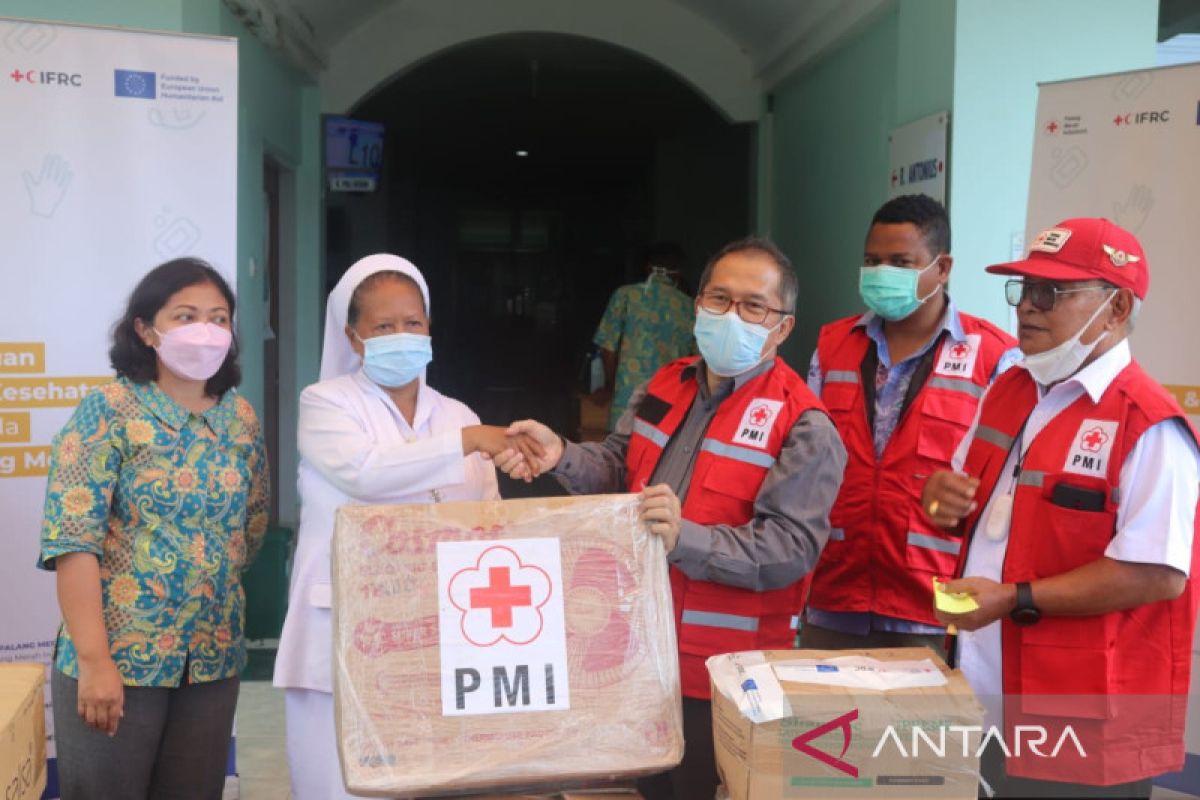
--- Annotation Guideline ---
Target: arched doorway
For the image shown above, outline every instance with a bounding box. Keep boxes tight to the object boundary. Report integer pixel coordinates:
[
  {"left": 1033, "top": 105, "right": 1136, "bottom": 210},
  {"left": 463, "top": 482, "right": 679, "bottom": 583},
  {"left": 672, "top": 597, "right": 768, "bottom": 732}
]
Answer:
[{"left": 325, "top": 32, "right": 753, "bottom": 494}]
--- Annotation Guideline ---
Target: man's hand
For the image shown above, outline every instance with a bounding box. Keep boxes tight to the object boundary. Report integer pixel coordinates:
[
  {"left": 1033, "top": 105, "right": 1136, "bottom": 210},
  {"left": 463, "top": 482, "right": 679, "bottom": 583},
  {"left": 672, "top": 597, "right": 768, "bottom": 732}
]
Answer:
[
  {"left": 934, "top": 577, "right": 1016, "bottom": 632},
  {"left": 921, "top": 470, "right": 980, "bottom": 529},
  {"left": 491, "top": 419, "right": 564, "bottom": 482},
  {"left": 77, "top": 654, "right": 124, "bottom": 736},
  {"left": 640, "top": 484, "right": 682, "bottom": 551}
]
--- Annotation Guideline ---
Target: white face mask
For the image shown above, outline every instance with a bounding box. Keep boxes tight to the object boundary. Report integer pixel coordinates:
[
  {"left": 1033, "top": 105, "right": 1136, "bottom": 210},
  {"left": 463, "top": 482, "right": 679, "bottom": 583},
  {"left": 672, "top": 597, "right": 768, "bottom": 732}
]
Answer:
[{"left": 1022, "top": 290, "right": 1116, "bottom": 385}]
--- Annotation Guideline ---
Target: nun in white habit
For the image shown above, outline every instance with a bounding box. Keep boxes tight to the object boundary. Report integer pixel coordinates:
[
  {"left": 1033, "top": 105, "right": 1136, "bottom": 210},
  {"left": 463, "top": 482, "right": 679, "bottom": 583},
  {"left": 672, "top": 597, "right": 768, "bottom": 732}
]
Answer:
[{"left": 274, "top": 254, "right": 524, "bottom": 799}]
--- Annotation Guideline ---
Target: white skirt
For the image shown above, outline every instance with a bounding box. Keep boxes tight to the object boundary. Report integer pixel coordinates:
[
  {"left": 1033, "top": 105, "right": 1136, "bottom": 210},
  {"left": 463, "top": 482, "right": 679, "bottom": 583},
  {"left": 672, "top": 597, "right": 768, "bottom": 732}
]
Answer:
[{"left": 284, "top": 688, "right": 362, "bottom": 800}]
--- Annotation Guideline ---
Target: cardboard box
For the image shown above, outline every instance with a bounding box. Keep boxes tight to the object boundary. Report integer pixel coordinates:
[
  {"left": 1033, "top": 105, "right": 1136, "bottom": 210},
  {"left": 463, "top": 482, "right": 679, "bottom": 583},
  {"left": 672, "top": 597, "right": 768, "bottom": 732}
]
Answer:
[
  {"left": 333, "top": 495, "right": 683, "bottom": 797},
  {"left": 709, "top": 648, "right": 983, "bottom": 800},
  {"left": 0, "top": 664, "right": 46, "bottom": 800}
]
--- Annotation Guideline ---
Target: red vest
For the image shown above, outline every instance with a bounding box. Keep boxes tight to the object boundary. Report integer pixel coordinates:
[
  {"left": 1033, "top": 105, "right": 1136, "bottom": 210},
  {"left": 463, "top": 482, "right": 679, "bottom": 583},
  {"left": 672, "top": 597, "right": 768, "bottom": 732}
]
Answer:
[
  {"left": 960, "top": 361, "right": 1200, "bottom": 784},
  {"left": 808, "top": 312, "right": 1015, "bottom": 624},
  {"left": 626, "top": 356, "right": 825, "bottom": 699}
]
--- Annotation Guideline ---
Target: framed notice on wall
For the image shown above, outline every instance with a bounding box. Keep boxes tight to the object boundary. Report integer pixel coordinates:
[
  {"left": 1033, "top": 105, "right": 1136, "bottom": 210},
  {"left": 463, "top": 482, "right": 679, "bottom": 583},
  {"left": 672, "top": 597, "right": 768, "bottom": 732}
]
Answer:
[{"left": 888, "top": 111, "right": 948, "bottom": 203}]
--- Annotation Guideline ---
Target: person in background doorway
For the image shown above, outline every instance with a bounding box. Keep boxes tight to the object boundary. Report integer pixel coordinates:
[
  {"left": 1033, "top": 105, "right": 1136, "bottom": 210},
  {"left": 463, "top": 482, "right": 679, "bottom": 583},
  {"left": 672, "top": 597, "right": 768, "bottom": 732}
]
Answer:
[
  {"left": 495, "top": 237, "right": 845, "bottom": 800},
  {"left": 592, "top": 242, "right": 695, "bottom": 430},
  {"left": 924, "top": 218, "right": 1199, "bottom": 799},
  {"left": 273, "top": 254, "right": 541, "bottom": 800},
  {"left": 802, "top": 194, "right": 1019, "bottom": 656},
  {"left": 40, "top": 258, "right": 268, "bottom": 800}
]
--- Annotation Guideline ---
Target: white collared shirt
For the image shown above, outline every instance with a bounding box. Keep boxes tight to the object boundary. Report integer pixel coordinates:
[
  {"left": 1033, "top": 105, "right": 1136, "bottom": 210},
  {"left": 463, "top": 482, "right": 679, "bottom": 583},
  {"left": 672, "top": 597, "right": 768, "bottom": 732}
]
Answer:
[{"left": 952, "top": 339, "right": 1199, "bottom": 728}]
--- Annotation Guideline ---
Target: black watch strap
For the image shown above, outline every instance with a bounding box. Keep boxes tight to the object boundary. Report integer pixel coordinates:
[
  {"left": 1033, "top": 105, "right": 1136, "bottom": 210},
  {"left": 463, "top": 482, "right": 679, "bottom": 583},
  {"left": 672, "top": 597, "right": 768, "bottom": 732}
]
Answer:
[{"left": 1010, "top": 581, "right": 1041, "bottom": 626}]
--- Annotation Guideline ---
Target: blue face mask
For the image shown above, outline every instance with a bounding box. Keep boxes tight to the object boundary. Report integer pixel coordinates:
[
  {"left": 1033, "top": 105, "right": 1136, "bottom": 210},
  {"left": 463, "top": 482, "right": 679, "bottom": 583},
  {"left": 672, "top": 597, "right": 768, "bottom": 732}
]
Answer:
[
  {"left": 858, "top": 255, "right": 942, "bottom": 321},
  {"left": 357, "top": 331, "right": 432, "bottom": 388},
  {"left": 693, "top": 308, "right": 778, "bottom": 377}
]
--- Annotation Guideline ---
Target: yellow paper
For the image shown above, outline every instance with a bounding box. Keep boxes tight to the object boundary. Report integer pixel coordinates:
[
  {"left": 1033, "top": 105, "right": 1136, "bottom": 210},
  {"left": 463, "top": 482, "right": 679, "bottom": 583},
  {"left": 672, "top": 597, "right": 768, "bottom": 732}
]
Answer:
[{"left": 932, "top": 577, "right": 980, "bottom": 614}]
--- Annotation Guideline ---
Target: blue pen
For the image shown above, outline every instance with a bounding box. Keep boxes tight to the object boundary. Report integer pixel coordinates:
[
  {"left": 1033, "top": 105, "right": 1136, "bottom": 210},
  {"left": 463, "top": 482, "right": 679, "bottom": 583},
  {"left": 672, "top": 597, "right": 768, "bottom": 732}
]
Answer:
[{"left": 735, "top": 659, "right": 764, "bottom": 718}]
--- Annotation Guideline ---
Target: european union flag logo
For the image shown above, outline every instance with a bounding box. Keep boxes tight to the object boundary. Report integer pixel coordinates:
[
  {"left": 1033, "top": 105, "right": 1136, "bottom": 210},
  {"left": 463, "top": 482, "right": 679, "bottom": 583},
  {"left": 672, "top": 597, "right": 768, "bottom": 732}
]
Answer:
[{"left": 114, "top": 69, "right": 155, "bottom": 99}]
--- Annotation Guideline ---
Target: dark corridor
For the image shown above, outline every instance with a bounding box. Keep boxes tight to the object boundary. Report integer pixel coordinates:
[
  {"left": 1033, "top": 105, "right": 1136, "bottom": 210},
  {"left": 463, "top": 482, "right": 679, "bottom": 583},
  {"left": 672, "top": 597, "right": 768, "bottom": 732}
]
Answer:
[{"left": 324, "top": 33, "right": 753, "bottom": 495}]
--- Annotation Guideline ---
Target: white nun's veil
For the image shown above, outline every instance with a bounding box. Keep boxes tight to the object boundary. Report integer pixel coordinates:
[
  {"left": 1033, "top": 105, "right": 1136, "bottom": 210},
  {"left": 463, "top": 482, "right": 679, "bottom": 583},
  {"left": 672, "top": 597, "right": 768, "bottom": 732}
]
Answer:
[{"left": 318, "top": 254, "right": 431, "bottom": 381}]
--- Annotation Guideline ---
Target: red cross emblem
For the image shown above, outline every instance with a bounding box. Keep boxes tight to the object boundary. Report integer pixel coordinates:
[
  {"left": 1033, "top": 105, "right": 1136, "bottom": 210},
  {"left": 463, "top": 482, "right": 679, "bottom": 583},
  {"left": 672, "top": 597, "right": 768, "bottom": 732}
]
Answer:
[
  {"left": 448, "top": 545, "right": 552, "bottom": 647},
  {"left": 949, "top": 342, "right": 971, "bottom": 359},
  {"left": 470, "top": 567, "right": 532, "bottom": 629},
  {"left": 1045, "top": 120, "right": 1058, "bottom": 134},
  {"left": 1080, "top": 427, "right": 1109, "bottom": 452},
  {"left": 749, "top": 404, "right": 772, "bottom": 427}
]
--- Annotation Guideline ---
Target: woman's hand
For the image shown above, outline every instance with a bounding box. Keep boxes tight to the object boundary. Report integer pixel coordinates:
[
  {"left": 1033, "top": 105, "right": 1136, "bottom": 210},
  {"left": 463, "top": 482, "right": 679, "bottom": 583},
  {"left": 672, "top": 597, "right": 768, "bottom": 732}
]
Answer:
[
  {"left": 491, "top": 420, "right": 564, "bottom": 482},
  {"left": 77, "top": 654, "right": 124, "bottom": 736}
]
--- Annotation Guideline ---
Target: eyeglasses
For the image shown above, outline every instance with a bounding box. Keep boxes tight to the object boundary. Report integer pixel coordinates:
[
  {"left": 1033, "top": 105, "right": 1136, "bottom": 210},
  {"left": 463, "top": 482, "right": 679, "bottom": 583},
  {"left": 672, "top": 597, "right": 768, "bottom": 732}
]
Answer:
[
  {"left": 1004, "top": 280, "right": 1114, "bottom": 312},
  {"left": 698, "top": 290, "right": 791, "bottom": 324}
]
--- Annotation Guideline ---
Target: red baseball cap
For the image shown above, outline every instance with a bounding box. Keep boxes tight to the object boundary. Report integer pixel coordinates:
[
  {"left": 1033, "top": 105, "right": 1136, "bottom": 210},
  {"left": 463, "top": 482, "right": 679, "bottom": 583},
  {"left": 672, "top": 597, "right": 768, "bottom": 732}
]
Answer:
[{"left": 986, "top": 217, "right": 1149, "bottom": 299}]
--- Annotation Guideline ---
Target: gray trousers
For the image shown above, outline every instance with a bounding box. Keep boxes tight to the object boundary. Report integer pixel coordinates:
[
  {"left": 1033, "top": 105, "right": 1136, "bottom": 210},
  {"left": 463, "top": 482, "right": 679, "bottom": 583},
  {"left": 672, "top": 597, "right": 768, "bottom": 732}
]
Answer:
[{"left": 52, "top": 668, "right": 239, "bottom": 800}]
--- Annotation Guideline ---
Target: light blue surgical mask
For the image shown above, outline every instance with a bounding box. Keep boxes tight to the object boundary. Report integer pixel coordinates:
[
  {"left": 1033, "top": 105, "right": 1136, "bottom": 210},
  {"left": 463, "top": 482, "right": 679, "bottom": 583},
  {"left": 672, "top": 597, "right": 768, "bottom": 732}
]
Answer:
[
  {"left": 356, "top": 331, "right": 432, "bottom": 388},
  {"left": 858, "top": 255, "right": 942, "bottom": 321},
  {"left": 694, "top": 308, "right": 779, "bottom": 377}
]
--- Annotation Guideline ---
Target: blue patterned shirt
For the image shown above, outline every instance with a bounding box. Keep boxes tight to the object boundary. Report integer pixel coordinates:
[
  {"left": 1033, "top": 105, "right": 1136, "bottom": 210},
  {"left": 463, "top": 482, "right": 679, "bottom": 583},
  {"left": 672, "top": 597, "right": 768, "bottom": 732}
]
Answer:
[{"left": 38, "top": 379, "right": 269, "bottom": 686}]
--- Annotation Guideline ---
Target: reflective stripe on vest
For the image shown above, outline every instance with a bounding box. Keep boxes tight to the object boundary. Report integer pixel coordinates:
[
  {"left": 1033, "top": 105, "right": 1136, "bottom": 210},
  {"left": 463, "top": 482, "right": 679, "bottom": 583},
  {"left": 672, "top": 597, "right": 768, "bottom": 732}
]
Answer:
[
  {"left": 680, "top": 609, "right": 759, "bottom": 632},
  {"left": 1017, "top": 470, "right": 1044, "bottom": 488},
  {"left": 633, "top": 418, "right": 669, "bottom": 448},
  {"left": 826, "top": 369, "right": 859, "bottom": 385},
  {"left": 907, "top": 531, "right": 961, "bottom": 556},
  {"left": 927, "top": 376, "right": 986, "bottom": 399},
  {"left": 699, "top": 438, "right": 777, "bottom": 469},
  {"left": 975, "top": 424, "right": 1015, "bottom": 452}
]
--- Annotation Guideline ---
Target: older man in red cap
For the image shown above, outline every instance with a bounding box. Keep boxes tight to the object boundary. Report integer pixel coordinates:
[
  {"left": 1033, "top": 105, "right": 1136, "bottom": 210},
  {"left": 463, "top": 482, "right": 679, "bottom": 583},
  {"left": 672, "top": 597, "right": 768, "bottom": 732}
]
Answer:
[{"left": 922, "top": 217, "right": 1200, "bottom": 799}]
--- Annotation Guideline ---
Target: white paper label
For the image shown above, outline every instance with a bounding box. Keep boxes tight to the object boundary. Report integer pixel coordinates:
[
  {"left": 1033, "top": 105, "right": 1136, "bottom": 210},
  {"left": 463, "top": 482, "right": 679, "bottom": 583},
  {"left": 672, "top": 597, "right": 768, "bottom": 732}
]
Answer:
[{"left": 437, "top": 538, "right": 570, "bottom": 716}]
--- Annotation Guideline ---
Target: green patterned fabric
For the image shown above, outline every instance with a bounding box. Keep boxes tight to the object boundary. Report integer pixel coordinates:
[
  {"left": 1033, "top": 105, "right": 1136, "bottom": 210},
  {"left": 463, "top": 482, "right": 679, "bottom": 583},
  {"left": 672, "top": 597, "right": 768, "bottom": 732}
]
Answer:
[
  {"left": 593, "top": 276, "right": 695, "bottom": 429},
  {"left": 39, "top": 378, "right": 269, "bottom": 687}
]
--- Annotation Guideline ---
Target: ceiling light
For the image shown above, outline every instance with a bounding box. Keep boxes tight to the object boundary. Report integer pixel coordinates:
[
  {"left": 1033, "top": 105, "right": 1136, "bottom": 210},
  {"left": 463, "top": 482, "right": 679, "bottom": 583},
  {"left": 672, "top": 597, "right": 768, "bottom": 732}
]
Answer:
[{"left": 515, "top": 149, "right": 529, "bottom": 158}]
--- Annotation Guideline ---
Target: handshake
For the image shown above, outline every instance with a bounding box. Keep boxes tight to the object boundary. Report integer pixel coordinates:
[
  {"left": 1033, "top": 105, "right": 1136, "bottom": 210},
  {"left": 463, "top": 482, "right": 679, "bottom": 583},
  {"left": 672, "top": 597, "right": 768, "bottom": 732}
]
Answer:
[
  {"left": 461, "top": 420, "right": 562, "bottom": 483},
  {"left": 460, "top": 420, "right": 683, "bottom": 550}
]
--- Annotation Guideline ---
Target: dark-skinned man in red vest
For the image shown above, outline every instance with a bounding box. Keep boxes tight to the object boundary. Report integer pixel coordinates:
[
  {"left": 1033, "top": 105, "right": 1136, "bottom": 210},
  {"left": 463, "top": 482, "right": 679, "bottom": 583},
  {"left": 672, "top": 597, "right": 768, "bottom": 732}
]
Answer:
[
  {"left": 494, "top": 237, "right": 846, "bottom": 800},
  {"left": 803, "top": 194, "right": 1019, "bottom": 656},
  {"left": 923, "top": 218, "right": 1200, "bottom": 799}
]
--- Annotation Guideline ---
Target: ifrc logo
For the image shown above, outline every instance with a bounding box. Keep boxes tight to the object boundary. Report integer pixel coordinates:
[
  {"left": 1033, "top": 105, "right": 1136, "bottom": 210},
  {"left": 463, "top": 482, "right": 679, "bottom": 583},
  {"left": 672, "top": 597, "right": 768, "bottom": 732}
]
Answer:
[
  {"left": 934, "top": 334, "right": 981, "bottom": 378},
  {"left": 1063, "top": 419, "right": 1118, "bottom": 478},
  {"left": 448, "top": 546, "right": 551, "bottom": 646},
  {"left": 791, "top": 709, "right": 859, "bottom": 778},
  {"left": 8, "top": 68, "right": 82, "bottom": 87},
  {"left": 1113, "top": 110, "right": 1170, "bottom": 126},
  {"left": 437, "top": 538, "right": 570, "bottom": 716}
]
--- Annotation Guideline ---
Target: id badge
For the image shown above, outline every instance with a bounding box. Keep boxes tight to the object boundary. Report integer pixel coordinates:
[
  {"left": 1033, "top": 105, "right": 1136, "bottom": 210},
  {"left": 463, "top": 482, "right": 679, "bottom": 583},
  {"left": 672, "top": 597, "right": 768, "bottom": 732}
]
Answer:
[{"left": 985, "top": 493, "right": 1013, "bottom": 541}]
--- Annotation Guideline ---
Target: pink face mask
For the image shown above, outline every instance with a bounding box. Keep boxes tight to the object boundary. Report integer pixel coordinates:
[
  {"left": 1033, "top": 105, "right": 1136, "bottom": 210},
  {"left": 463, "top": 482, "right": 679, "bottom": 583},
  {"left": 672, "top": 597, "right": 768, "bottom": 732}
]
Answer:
[{"left": 153, "top": 322, "right": 233, "bottom": 381}]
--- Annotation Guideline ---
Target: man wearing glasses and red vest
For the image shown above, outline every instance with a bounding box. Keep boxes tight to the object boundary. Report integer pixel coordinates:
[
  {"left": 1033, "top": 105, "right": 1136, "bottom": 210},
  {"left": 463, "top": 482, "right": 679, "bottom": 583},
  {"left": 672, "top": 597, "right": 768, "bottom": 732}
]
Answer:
[
  {"left": 802, "top": 194, "right": 1019, "bottom": 655},
  {"left": 496, "top": 237, "right": 846, "bottom": 800},
  {"left": 924, "top": 218, "right": 1200, "bottom": 798}
]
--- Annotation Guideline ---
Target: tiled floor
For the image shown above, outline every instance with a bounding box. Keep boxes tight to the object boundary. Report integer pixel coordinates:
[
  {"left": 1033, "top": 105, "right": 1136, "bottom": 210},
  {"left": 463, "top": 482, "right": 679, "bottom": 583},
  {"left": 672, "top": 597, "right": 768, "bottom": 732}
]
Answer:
[
  {"left": 229, "top": 675, "right": 1194, "bottom": 800},
  {"left": 235, "top": 680, "right": 290, "bottom": 800}
]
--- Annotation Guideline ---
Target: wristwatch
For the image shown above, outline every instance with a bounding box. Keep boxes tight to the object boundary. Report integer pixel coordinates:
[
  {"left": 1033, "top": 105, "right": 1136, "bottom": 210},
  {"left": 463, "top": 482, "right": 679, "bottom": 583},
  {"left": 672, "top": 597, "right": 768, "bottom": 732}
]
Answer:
[{"left": 1009, "top": 581, "right": 1042, "bottom": 626}]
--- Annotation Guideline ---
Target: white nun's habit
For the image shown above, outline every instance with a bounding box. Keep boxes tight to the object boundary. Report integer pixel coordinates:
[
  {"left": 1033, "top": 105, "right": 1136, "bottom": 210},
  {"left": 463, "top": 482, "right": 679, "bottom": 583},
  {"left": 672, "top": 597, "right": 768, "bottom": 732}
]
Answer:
[{"left": 273, "top": 254, "right": 499, "bottom": 800}]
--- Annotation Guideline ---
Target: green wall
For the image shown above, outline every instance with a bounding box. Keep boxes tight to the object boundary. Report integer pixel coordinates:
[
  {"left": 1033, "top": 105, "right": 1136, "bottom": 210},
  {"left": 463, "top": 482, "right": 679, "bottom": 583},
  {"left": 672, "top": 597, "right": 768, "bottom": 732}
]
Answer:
[
  {"left": 764, "top": 0, "right": 1158, "bottom": 368},
  {"left": 948, "top": 0, "right": 1159, "bottom": 328},
  {"left": 766, "top": 0, "right": 957, "bottom": 369}
]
